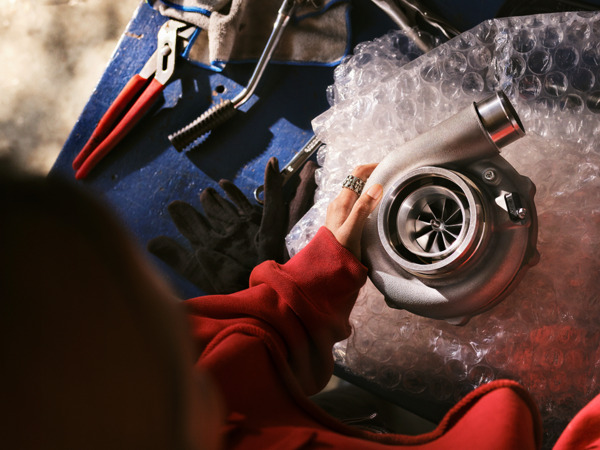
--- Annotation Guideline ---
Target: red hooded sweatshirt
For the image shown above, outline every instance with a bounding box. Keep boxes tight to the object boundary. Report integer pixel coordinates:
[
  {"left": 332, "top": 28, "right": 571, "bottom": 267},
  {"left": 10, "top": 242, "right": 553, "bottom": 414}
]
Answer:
[{"left": 185, "top": 227, "right": 599, "bottom": 449}]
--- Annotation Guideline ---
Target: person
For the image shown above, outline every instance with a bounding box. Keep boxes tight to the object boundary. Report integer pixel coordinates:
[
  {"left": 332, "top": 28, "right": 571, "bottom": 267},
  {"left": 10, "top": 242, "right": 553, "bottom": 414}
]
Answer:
[{"left": 1, "top": 161, "right": 599, "bottom": 449}]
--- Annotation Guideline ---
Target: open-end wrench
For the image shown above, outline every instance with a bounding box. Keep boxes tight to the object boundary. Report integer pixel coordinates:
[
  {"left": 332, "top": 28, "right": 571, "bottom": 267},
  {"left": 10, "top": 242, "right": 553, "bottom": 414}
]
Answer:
[
  {"left": 169, "top": 0, "right": 297, "bottom": 151},
  {"left": 254, "top": 135, "right": 323, "bottom": 204}
]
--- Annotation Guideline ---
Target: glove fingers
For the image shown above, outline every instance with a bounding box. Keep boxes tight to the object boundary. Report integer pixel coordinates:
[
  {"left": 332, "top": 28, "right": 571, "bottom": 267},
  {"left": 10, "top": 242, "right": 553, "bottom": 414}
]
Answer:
[
  {"left": 200, "top": 187, "right": 239, "bottom": 225},
  {"left": 219, "top": 179, "right": 257, "bottom": 218},
  {"left": 262, "top": 157, "right": 284, "bottom": 219},
  {"left": 256, "top": 157, "right": 287, "bottom": 263},
  {"left": 147, "top": 235, "right": 195, "bottom": 274},
  {"left": 167, "top": 200, "right": 212, "bottom": 245},
  {"left": 287, "top": 160, "right": 318, "bottom": 233},
  {"left": 151, "top": 189, "right": 258, "bottom": 294}
]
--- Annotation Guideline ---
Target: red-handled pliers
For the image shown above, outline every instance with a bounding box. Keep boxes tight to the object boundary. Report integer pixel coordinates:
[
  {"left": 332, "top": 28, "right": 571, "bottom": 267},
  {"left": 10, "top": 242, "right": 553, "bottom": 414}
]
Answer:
[{"left": 72, "top": 20, "right": 196, "bottom": 179}]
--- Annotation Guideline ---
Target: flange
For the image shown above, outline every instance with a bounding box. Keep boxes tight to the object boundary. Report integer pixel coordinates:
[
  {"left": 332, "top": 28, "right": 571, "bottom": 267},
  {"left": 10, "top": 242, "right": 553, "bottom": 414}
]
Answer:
[{"left": 379, "top": 167, "right": 486, "bottom": 277}]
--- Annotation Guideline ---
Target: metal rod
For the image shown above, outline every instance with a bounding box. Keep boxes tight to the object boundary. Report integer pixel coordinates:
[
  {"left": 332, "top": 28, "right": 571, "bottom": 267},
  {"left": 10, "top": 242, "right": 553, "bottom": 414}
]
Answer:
[{"left": 233, "top": 0, "right": 296, "bottom": 107}]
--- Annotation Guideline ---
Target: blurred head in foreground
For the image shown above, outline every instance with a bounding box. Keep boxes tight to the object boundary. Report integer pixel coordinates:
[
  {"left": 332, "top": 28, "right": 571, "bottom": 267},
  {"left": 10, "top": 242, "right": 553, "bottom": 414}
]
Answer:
[{"left": 0, "top": 162, "right": 223, "bottom": 450}]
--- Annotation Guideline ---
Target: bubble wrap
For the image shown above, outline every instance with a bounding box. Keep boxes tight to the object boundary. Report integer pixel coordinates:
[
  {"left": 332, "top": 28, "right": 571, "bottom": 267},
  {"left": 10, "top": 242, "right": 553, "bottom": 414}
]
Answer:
[{"left": 286, "top": 12, "right": 600, "bottom": 447}]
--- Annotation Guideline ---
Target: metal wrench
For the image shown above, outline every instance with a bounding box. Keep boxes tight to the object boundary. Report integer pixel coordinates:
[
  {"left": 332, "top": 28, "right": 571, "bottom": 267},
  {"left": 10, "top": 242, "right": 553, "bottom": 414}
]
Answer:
[{"left": 254, "top": 135, "right": 323, "bottom": 204}]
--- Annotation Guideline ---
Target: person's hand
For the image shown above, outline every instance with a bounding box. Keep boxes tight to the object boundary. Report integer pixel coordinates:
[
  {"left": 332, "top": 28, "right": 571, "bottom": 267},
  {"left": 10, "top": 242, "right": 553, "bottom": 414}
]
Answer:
[{"left": 325, "top": 164, "right": 382, "bottom": 259}]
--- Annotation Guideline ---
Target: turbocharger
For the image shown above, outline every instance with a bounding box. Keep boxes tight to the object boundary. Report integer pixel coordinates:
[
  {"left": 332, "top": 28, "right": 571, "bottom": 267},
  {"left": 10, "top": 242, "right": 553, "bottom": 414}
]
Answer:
[{"left": 362, "top": 91, "right": 539, "bottom": 325}]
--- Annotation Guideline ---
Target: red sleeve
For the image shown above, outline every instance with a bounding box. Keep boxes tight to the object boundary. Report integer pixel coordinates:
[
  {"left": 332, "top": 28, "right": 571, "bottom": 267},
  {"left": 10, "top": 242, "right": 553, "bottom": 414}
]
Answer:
[
  {"left": 553, "top": 393, "right": 600, "bottom": 449},
  {"left": 184, "top": 226, "right": 368, "bottom": 395}
]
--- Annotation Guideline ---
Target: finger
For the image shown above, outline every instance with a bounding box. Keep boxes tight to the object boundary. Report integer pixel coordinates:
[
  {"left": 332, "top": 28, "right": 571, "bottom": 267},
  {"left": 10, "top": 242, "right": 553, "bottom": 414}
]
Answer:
[
  {"left": 343, "top": 183, "right": 383, "bottom": 233},
  {"left": 326, "top": 163, "right": 379, "bottom": 231},
  {"left": 335, "top": 183, "right": 383, "bottom": 257},
  {"left": 335, "top": 163, "right": 379, "bottom": 209},
  {"left": 200, "top": 187, "right": 238, "bottom": 225},
  {"left": 260, "top": 157, "right": 285, "bottom": 228},
  {"left": 325, "top": 192, "right": 356, "bottom": 232},
  {"left": 219, "top": 179, "right": 255, "bottom": 216},
  {"left": 167, "top": 200, "right": 212, "bottom": 245},
  {"left": 287, "top": 161, "right": 318, "bottom": 232},
  {"left": 263, "top": 157, "right": 283, "bottom": 206},
  {"left": 257, "top": 157, "right": 287, "bottom": 263},
  {"left": 353, "top": 163, "right": 378, "bottom": 179}
]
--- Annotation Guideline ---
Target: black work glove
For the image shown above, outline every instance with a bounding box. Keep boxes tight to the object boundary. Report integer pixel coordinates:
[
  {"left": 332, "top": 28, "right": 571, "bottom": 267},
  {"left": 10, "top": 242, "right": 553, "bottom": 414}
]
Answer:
[
  {"left": 148, "top": 157, "right": 317, "bottom": 295},
  {"left": 287, "top": 160, "right": 318, "bottom": 233},
  {"left": 147, "top": 177, "right": 263, "bottom": 294},
  {"left": 255, "top": 157, "right": 287, "bottom": 263}
]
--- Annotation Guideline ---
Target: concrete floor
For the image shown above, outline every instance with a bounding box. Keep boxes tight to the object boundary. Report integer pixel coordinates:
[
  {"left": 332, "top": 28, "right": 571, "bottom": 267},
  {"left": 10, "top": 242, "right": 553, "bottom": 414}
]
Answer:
[{"left": 0, "top": 0, "right": 140, "bottom": 174}]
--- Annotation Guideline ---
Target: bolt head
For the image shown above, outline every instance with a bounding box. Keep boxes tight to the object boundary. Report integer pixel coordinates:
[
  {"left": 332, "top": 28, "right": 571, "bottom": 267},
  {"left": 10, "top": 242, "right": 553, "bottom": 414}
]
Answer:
[{"left": 483, "top": 169, "right": 496, "bottom": 182}]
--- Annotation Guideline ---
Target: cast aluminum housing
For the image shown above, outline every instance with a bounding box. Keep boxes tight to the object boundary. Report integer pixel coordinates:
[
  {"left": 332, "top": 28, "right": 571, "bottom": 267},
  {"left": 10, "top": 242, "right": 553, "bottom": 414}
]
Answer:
[{"left": 362, "top": 91, "right": 539, "bottom": 324}]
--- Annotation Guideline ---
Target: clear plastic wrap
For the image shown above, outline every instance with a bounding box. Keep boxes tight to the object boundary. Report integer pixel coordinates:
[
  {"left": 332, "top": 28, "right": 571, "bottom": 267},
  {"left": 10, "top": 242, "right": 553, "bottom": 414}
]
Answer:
[{"left": 286, "top": 11, "right": 600, "bottom": 447}]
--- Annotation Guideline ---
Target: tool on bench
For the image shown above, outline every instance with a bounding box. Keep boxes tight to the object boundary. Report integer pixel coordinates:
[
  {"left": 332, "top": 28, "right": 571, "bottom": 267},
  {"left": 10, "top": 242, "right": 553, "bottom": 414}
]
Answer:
[
  {"left": 72, "top": 20, "right": 196, "bottom": 179},
  {"left": 168, "top": 0, "right": 297, "bottom": 151},
  {"left": 370, "top": 0, "right": 460, "bottom": 52},
  {"left": 371, "top": 0, "right": 434, "bottom": 52},
  {"left": 395, "top": 0, "right": 460, "bottom": 40},
  {"left": 254, "top": 135, "right": 323, "bottom": 204}
]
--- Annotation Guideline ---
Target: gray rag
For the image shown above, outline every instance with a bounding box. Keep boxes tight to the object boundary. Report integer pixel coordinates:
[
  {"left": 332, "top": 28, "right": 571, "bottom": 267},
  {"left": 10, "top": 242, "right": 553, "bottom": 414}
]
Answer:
[{"left": 148, "top": 0, "right": 351, "bottom": 68}]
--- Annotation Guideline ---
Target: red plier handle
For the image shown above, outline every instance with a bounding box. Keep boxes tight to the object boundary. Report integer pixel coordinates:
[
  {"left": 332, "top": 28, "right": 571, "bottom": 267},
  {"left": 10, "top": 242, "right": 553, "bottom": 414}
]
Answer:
[{"left": 72, "top": 20, "right": 195, "bottom": 179}]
